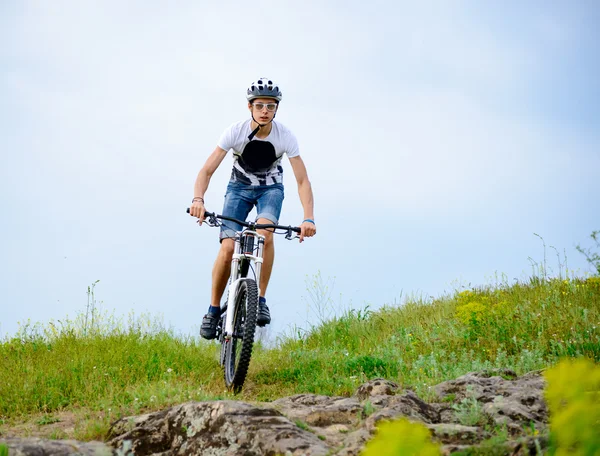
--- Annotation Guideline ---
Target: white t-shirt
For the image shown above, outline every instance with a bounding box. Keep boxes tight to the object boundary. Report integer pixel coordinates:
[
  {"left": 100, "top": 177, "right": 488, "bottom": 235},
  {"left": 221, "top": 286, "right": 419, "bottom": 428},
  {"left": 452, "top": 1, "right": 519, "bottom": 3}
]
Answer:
[{"left": 217, "top": 119, "right": 300, "bottom": 186}]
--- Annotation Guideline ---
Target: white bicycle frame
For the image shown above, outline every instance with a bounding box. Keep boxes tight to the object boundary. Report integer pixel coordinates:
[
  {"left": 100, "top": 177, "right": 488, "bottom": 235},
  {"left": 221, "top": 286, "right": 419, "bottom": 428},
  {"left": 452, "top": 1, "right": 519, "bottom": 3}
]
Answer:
[{"left": 223, "top": 230, "right": 264, "bottom": 340}]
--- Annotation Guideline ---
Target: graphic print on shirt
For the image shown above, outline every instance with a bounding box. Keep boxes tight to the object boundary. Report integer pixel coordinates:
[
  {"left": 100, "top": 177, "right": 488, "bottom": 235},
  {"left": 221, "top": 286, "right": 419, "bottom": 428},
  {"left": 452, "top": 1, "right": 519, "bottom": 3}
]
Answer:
[
  {"left": 241, "top": 140, "right": 277, "bottom": 172},
  {"left": 233, "top": 140, "right": 280, "bottom": 185}
]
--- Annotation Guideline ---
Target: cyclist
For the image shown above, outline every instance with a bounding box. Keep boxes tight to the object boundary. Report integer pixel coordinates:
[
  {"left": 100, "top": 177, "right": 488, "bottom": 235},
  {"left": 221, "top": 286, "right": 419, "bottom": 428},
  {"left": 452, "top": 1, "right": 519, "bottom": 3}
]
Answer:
[{"left": 189, "top": 78, "right": 316, "bottom": 340}]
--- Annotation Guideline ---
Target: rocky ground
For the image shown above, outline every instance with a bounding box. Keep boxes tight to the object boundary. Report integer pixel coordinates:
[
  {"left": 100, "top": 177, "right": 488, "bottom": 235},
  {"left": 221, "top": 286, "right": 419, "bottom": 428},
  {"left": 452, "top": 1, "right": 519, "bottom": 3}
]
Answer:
[{"left": 2, "top": 369, "right": 549, "bottom": 455}]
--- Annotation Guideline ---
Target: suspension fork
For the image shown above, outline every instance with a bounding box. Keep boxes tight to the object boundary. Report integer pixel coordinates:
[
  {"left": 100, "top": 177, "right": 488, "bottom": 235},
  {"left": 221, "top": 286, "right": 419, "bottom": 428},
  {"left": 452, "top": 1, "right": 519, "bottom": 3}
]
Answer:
[{"left": 223, "top": 231, "right": 265, "bottom": 339}]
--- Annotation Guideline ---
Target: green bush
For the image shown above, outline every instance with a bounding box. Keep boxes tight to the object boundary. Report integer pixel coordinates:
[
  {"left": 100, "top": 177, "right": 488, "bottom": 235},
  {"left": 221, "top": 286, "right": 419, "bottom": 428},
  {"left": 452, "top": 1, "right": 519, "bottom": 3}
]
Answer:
[
  {"left": 545, "top": 358, "right": 600, "bottom": 454},
  {"left": 361, "top": 418, "right": 440, "bottom": 455}
]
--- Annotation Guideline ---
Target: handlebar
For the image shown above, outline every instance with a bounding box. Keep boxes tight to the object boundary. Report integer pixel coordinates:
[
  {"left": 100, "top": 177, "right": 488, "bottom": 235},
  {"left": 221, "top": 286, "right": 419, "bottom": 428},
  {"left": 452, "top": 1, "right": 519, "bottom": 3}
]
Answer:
[{"left": 186, "top": 208, "right": 301, "bottom": 234}]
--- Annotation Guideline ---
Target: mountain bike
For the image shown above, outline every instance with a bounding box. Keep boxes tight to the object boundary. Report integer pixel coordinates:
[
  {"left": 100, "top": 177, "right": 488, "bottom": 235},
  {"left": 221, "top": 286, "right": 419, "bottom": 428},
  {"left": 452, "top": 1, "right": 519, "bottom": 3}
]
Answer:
[{"left": 187, "top": 209, "right": 301, "bottom": 392}]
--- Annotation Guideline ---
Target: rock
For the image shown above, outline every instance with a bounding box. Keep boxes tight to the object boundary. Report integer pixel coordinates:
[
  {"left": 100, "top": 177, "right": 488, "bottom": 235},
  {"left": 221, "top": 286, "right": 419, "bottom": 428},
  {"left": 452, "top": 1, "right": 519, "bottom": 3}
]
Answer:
[
  {"left": 108, "top": 400, "right": 331, "bottom": 456},
  {"left": 355, "top": 378, "right": 400, "bottom": 401},
  {"left": 269, "top": 394, "right": 364, "bottom": 449},
  {"left": 365, "top": 391, "right": 440, "bottom": 432},
  {"left": 272, "top": 394, "right": 363, "bottom": 427},
  {"left": 0, "top": 437, "right": 113, "bottom": 455},
  {"left": 434, "top": 369, "right": 519, "bottom": 402},
  {"left": 434, "top": 369, "right": 547, "bottom": 433},
  {"left": 2, "top": 369, "right": 552, "bottom": 455},
  {"left": 440, "top": 443, "right": 473, "bottom": 455},
  {"left": 334, "top": 429, "right": 370, "bottom": 456},
  {"left": 434, "top": 403, "right": 459, "bottom": 424},
  {"left": 426, "top": 423, "right": 487, "bottom": 445}
]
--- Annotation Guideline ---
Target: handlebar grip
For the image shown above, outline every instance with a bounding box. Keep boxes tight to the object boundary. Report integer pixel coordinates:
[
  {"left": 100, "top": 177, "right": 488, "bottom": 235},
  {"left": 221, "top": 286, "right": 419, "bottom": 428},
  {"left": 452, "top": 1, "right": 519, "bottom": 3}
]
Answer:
[{"left": 186, "top": 208, "right": 215, "bottom": 217}]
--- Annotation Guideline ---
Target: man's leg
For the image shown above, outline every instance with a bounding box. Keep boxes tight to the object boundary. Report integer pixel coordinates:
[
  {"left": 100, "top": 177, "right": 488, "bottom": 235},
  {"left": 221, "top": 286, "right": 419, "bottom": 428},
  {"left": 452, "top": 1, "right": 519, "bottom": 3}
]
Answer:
[
  {"left": 201, "top": 238, "right": 234, "bottom": 340},
  {"left": 255, "top": 220, "right": 275, "bottom": 327},
  {"left": 256, "top": 221, "right": 275, "bottom": 296},
  {"left": 254, "top": 183, "right": 284, "bottom": 327},
  {"left": 211, "top": 238, "right": 235, "bottom": 307},
  {"left": 201, "top": 181, "right": 252, "bottom": 340},
  {"left": 210, "top": 181, "right": 253, "bottom": 307}
]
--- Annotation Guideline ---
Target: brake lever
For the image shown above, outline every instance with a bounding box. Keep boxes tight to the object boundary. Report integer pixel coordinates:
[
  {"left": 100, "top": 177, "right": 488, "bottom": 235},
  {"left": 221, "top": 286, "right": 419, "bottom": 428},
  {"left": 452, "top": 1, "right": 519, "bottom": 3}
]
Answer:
[
  {"left": 196, "top": 214, "right": 219, "bottom": 227},
  {"left": 285, "top": 228, "right": 300, "bottom": 240},
  {"left": 207, "top": 214, "right": 219, "bottom": 227}
]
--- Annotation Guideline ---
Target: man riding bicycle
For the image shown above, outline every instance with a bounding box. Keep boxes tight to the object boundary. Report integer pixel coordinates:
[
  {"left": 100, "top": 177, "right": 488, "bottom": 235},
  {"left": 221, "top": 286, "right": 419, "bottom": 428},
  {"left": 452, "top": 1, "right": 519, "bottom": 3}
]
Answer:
[{"left": 189, "top": 78, "right": 316, "bottom": 340}]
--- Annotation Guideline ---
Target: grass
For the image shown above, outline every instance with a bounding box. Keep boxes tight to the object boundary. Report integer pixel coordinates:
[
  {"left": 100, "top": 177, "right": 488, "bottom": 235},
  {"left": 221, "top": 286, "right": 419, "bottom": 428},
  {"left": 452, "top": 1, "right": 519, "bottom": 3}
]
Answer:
[
  {"left": 451, "top": 386, "right": 486, "bottom": 426},
  {"left": 295, "top": 419, "right": 311, "bottom": 432},
  {"left": 362, "top": 400, "right": 375, "bottom": 418},
  {"left": 0, "top": 274, "right": 599, "bottom": 442},
  {"left": 253, "top": 275, "right": 600, "bottom": 400},
  {"left": 451, "top": 429, "right": 510, "bottom": 456},
  {"left": 36, "top": 415, "right": 61, "bottom": 426}
]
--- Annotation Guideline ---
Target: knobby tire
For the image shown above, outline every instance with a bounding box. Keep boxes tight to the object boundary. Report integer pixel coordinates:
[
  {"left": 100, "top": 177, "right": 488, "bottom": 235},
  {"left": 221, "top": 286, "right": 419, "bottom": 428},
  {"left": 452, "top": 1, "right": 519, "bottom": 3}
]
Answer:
[{"left": 223, "top": 278, "right": 259, "bottom": 392}]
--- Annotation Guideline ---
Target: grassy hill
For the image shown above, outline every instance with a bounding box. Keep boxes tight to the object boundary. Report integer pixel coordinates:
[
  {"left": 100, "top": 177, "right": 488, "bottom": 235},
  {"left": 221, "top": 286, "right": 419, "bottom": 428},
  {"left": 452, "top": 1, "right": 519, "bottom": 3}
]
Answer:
[{"left": 1, "top": 274, "right": 599, "bottom": 442}]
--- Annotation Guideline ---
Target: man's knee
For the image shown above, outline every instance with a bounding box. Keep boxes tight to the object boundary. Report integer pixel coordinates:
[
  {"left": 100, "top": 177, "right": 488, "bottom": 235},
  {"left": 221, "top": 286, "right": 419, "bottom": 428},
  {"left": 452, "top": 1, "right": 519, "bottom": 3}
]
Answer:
[
  {"left": 256, "top": 219, "right": 275, "bottom": 244},
  {"left": 258, "top": 230, "right": 274, "bottom": 245},
  {"left": 219, "top": 239, "right": 235, "bottom": 259}
]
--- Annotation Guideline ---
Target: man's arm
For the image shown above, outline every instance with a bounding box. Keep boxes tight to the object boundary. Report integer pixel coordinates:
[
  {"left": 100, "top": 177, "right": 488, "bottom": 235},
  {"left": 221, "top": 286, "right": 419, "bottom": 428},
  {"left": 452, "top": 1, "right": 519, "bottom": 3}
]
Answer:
[
  {"left": 289, "top": 156, "right": 316, "bottom": 242},
  {"left": 190, "top": 146, "right": 228, "bottom": 221}
]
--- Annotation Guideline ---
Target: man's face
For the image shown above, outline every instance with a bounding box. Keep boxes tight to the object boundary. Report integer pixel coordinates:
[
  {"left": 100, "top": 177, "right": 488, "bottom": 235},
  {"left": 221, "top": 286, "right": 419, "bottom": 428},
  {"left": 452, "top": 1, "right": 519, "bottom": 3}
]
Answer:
[{"left": 248, "top": 98, "right": 278, "bottom": 123}]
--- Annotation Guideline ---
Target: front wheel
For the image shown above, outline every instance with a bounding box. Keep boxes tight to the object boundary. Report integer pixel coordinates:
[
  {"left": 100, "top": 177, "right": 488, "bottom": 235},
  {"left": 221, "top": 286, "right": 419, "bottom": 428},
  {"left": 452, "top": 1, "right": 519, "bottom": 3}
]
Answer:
[{"left": 223, "top": 279, "right": 259, "bottom": 392}]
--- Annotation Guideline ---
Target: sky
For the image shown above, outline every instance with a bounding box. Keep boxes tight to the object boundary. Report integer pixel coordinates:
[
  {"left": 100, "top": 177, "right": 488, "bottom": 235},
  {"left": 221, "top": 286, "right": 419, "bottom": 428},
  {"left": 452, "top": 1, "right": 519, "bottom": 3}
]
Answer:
[{"left": 1, "top": 1, "right": 599, "bottom": 342}]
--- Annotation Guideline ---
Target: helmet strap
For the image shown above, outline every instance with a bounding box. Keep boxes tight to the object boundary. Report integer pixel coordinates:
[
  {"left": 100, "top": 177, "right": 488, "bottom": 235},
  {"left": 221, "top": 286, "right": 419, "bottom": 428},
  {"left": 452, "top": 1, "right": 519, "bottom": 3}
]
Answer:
[
  {"left": 248, "top": 112, "right": 262, "bottom": 140},
  {"left": 248, "top": 109, "right": 276, "bottom": 141},
  {"left": 248, "top": 123, "right": 261, "bottom": 141}
]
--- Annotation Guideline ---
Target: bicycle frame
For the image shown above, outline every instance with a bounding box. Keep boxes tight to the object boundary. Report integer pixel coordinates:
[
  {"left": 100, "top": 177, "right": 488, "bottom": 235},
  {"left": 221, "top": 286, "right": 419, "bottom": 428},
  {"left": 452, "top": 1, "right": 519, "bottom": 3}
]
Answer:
[{"left": 223, "top": 229, "right": 264, "bottom": 340}]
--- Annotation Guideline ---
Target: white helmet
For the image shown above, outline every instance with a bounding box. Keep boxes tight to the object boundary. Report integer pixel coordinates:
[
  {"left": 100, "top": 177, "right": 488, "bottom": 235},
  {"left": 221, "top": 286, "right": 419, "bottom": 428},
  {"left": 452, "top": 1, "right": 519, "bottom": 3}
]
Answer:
[{"left": 246, "top": 78, "right": 282, "bottom": 102}]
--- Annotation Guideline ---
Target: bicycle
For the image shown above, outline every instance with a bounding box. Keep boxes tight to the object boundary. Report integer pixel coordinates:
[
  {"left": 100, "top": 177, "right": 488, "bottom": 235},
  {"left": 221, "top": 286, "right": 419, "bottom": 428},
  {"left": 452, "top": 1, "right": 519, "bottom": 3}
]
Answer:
[{"left": 187, "top": 209, "right": 301, "bottom": 392}]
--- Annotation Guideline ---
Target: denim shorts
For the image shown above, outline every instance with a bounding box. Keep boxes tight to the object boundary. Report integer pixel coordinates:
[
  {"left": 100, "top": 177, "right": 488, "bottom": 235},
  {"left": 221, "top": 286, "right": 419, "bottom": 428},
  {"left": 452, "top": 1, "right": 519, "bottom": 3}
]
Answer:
[{"left": 219, "top": 182, "right": 284, "bottom": 240}]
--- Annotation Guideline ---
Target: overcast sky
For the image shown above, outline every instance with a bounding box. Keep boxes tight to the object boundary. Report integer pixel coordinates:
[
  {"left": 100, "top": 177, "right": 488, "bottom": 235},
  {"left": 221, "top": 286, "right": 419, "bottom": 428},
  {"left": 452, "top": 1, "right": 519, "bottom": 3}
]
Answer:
[{"left": 1, "top": 1, "right": 599, "bottom": 341}]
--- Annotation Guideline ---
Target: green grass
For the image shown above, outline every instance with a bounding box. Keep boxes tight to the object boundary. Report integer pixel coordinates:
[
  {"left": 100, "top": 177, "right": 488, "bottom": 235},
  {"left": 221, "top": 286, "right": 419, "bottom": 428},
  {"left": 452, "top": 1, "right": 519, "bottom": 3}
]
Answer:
[
  {"left": 295, "top": 419, "right": 312, "bottom": 432},
  {"left": 451, "top": 429, "right": 510, "bottom": 456},
  {"left": 252, "top": 275, "right": 600, "bottom": 400},
  {"left": 36, "top": 415, "right": 61, "bottom": 426},
  {"left": 0, "top": 311, "right": 222, "bottom": 426},
  {"left": 451, "top": 391, "right": 487, "bottom": 426},
  {"left": 1, "top": 275, "right": 599, "bottom": 441}
]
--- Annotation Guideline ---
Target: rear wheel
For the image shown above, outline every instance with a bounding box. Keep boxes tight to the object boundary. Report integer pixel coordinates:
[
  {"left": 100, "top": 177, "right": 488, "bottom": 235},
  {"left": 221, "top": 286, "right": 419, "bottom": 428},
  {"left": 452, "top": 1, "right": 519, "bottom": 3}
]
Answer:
[{"left": 223, "top": 279, "right": 259, "bottom": 392}]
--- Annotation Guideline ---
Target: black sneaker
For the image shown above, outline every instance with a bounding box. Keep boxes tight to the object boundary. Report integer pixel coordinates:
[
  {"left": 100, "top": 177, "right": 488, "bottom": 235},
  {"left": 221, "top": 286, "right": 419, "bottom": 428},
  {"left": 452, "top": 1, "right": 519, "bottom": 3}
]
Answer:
[
  {"left": 257, "top": 300, "right": 271, "bottom": 327},
  {"left": 200, "top": 312, "right": 219, "bottom": 340}
]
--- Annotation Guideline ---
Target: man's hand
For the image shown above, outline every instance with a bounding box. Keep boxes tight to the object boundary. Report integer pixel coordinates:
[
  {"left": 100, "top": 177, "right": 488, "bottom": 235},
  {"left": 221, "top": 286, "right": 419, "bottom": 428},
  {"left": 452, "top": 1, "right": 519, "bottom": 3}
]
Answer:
[
  {"left": 189, "top": 200, "right": 206, "bottom": 224},
  {"left": 299, "top": 220, "right": 316, "bottom": 243}
]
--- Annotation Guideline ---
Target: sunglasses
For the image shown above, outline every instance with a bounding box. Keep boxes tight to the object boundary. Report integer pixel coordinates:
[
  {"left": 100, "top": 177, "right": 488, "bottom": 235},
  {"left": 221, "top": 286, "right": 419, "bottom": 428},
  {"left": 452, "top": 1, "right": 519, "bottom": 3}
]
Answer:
[{"left": 252, "top": 103, "right": 278, "bottom": 112}]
